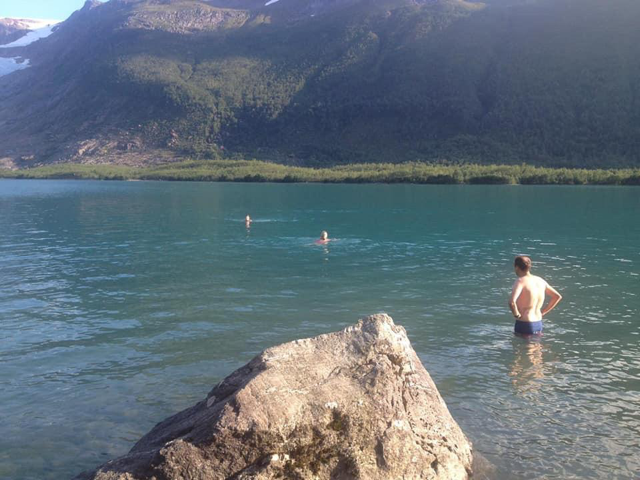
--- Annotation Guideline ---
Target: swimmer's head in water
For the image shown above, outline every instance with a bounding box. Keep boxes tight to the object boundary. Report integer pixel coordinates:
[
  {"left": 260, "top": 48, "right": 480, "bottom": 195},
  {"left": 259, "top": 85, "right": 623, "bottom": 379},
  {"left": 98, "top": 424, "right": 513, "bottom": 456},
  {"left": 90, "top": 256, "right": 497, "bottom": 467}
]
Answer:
[
  {"left": 245, "top": 215, "right": 251, "bottom": 222},
  {"left": 514, "top": 256, "right": 531, "bottom": 274},
  {"left": 320, "top": 231, "right": 328, "bottom": 240}
]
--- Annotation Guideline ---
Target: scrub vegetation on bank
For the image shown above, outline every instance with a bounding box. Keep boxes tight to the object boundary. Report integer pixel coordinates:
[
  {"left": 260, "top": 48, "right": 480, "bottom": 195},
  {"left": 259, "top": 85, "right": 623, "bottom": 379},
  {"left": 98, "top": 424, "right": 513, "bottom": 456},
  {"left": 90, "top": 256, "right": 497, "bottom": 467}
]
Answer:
[{"left": 1, "top": 161, "right": 640, "bottom": 185}]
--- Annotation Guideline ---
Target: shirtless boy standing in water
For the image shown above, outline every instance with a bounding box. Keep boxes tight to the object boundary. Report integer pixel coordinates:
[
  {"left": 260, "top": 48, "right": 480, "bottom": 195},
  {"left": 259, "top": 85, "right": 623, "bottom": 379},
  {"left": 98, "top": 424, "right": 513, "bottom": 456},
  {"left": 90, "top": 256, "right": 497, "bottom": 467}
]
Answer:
[{"left": 509, "top": 256, "right": 562, "bottom": 335}]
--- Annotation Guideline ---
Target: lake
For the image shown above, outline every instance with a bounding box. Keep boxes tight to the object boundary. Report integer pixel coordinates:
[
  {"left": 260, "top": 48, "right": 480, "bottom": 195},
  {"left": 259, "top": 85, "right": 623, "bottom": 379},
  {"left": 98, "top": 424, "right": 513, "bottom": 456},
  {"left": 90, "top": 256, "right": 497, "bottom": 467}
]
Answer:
[{"left": 0, "top": 180, "right": 638, "bottom": 480}]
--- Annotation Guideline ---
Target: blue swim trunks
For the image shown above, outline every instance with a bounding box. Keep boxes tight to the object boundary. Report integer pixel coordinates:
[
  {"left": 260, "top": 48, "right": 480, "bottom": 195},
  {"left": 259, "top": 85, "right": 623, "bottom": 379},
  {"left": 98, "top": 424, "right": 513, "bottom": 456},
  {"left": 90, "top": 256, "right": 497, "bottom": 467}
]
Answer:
[{"left": 514, "top": 320, "right": 543, "bottom": 335}]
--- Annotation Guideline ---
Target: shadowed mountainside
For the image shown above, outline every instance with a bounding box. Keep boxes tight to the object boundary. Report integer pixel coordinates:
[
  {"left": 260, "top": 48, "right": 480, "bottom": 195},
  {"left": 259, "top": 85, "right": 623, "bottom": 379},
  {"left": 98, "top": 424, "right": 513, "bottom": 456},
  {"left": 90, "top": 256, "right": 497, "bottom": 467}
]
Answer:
[{"left": 1, "top": 0, "right": 640, "bottom": 168}]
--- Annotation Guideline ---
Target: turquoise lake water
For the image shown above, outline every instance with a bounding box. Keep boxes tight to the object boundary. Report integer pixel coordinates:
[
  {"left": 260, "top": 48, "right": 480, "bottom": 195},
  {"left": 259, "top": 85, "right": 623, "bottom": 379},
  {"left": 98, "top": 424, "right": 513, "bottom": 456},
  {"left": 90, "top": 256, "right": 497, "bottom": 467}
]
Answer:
[{"left": 0, "top": 180, "right": 638, "bottom": 479}]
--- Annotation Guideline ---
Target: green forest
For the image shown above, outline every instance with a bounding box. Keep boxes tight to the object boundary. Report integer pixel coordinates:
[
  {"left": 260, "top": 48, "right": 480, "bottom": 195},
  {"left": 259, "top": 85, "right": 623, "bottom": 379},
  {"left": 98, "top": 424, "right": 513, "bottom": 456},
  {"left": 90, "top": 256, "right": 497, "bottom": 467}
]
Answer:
[{"left": 2, "top": 160, "right": 639, "bottom": 185}]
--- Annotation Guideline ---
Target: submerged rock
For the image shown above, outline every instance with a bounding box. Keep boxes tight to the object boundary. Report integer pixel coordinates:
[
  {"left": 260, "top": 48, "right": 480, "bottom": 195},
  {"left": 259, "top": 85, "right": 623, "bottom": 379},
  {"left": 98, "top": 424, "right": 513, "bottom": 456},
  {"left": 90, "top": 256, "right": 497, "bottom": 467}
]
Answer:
[{"left": 76, "top": 314, "right": 473, "bottom": 480}]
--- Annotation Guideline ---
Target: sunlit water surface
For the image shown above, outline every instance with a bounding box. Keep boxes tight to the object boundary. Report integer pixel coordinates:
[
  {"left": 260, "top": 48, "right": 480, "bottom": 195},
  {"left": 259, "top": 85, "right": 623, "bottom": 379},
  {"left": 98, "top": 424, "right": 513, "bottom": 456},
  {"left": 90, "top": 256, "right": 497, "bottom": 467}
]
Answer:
[{"left": 0, "top": 180, "right": 638, "bottom": 480}]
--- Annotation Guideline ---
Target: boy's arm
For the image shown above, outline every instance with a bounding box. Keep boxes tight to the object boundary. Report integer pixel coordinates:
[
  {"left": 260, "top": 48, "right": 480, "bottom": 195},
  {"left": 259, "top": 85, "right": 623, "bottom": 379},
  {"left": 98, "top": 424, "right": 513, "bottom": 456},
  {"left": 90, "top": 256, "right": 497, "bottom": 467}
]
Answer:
[
  {"left": 541, "top": 283, "right": 562, "bottom": 317},
  {"left": 509, "top": 281, "right": 523, "bottom": 318}
]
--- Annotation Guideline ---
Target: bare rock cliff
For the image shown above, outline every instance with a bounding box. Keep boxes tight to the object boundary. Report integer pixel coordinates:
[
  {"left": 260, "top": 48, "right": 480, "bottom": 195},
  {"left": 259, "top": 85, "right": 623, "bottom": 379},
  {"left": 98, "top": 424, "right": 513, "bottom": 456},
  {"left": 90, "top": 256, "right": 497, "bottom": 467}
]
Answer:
[{"left": 76, "top": 314, "right": 473, "bottom": 479}]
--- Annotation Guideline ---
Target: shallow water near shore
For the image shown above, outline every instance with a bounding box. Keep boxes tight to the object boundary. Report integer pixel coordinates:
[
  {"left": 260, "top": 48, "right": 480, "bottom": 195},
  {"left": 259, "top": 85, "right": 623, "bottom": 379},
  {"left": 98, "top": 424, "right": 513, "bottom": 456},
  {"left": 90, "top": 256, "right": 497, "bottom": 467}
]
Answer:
[{"left": 0, "top": 180, "right": 638, "bottom": 480}]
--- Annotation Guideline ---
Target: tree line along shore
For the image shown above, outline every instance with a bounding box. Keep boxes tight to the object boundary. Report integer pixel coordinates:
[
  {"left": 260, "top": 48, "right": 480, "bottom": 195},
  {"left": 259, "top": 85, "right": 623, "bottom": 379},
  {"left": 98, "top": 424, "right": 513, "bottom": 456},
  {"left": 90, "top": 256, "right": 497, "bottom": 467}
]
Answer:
[{"left": 1, "top": 160, "right": 639, "bottom": 185}]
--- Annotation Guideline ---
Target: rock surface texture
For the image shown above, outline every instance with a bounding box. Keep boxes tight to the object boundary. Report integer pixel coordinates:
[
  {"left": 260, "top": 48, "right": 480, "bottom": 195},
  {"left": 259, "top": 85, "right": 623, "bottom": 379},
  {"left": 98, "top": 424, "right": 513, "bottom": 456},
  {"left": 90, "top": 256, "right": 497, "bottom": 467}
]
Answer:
[{"left": 77, "top": 314, "right": 473, "bottom": 480}]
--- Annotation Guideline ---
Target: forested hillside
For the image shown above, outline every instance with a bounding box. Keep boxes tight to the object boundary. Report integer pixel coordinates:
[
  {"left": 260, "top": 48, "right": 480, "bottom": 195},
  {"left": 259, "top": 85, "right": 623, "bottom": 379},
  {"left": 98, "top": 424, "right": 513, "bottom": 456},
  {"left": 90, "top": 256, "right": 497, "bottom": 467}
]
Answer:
[{"left": 1, "top": 0, "right": 639, "bottom": 168}]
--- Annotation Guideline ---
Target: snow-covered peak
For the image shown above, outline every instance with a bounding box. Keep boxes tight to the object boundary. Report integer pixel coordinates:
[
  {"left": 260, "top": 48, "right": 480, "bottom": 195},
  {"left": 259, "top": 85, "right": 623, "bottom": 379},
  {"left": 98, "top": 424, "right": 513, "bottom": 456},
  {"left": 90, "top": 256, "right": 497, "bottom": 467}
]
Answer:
[{"left": 1, "top": 17, "right": 60, "bottom": 30}]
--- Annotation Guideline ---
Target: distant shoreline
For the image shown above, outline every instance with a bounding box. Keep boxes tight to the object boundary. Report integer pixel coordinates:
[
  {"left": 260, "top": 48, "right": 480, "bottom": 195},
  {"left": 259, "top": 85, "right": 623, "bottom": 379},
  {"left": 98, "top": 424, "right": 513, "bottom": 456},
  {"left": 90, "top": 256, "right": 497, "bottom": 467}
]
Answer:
[{"left": 1, "top": 160, "right": 639, "bottom": 186}]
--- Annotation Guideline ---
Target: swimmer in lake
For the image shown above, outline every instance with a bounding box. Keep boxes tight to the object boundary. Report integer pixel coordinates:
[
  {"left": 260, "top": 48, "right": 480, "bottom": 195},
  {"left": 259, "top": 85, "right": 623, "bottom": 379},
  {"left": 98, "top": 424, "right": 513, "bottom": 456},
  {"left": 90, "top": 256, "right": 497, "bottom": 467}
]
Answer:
[
  {"left": 316, "top": 230, "right": 330, "bottom": 244},
  {"left": 245, "top": 215, "right": 252, "bottom": 228},
  {"left": 509, "top": 256, "right": 562, "bottom": 336}
]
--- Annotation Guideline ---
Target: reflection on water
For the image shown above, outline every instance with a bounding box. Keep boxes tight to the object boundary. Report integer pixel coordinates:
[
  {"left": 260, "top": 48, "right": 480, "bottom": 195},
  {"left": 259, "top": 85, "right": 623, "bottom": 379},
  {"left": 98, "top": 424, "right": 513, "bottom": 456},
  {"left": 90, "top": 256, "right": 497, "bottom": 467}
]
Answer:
[
  {"left": 510, "top": 337, "right": 546, "bottom": 395},
  {"left": 0, "top": 181, "right": 639, "bottom": 480},
  {"left": 321, "top": 243, "right": 330, "bottom": 262},
  {"left": 509, "top": 336, "right": 560, "bottom": 398}
]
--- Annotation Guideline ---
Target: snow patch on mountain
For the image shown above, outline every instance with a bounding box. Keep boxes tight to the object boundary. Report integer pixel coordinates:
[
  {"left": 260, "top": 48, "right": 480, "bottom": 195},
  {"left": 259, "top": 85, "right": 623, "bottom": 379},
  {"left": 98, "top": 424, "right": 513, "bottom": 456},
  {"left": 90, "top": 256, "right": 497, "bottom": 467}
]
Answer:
[
  {"left": 0, "top": 22, "right": 59, "bottom": 49},
  {"left": 0, "top": 57, "right": 30, "bottom": 77}
]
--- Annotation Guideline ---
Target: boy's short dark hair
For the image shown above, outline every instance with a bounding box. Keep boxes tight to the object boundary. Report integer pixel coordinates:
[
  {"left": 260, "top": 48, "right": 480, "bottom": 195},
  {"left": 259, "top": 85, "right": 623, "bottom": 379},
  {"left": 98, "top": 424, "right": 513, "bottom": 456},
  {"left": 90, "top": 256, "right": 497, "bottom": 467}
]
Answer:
[{"left": 514, "top": 256, "right": 532, "bottom": 272}]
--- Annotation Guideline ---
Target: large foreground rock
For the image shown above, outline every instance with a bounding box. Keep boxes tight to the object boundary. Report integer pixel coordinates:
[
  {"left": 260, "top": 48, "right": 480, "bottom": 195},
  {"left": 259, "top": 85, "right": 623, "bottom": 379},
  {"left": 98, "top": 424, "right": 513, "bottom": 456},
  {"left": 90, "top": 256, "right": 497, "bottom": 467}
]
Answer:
[{"left": 77, "top": 314, "right": 473, "bottom": 480}]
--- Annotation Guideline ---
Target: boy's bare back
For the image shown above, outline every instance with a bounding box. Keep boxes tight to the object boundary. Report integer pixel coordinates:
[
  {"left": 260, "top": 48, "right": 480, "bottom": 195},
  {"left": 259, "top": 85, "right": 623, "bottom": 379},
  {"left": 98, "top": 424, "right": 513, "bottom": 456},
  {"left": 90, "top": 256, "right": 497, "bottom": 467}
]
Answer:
[
  {"left": 509, "top": 256, "right": 562, "bottom": 325},
  {"left": 512, "top": 275, "right": 548, "bottom": 322}
]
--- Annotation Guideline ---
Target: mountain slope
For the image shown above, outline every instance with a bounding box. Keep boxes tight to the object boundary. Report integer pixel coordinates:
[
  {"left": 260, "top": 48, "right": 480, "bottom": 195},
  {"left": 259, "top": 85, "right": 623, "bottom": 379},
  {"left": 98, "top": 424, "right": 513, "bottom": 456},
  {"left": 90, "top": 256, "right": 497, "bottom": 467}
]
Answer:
[
  {"left": 1, "top": 0, "right": 640, "bottom": 168},
  {"left": 0, "top": 19, "right": 30, "bottom": 45}
]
